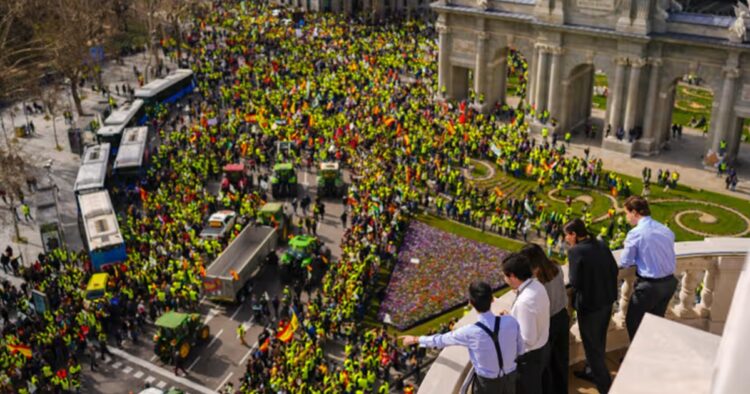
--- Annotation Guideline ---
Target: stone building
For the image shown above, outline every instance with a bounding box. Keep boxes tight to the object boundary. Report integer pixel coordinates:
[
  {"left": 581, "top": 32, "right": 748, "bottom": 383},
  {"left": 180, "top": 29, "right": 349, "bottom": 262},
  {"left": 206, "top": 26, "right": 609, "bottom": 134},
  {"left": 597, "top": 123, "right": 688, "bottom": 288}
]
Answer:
[
  {"left": 272, "top": 0, "right": 431, "bottom": 18},
  {"left": 432, "top": 0, "right": 750, "bottom": 163}
]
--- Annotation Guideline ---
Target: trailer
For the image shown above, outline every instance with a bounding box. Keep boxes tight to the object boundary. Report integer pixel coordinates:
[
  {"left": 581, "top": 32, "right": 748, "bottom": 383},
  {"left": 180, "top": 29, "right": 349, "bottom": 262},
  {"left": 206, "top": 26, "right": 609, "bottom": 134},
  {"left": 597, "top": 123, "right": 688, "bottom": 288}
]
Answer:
[{"left": 202, "top": 225, "right": 278, "bottom": 303}]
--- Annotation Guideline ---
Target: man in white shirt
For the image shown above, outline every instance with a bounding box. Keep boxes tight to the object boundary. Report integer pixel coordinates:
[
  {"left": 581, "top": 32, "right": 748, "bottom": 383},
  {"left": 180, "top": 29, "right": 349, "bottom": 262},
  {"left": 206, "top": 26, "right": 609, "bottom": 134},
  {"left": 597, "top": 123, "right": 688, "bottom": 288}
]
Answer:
[{"left": 502, "top": 253, "right": 550, "bottom": 394}]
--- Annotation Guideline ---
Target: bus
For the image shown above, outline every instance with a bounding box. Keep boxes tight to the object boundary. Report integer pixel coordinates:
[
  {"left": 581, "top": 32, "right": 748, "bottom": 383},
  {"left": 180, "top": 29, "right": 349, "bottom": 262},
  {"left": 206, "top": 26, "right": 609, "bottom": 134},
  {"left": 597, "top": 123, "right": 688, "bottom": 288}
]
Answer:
[
  {"left": 73, "top": 143, "right": 110, "bottom": 195},
  {"left": 78, "top": 190, "right": 127, "bottom": 271},
  {"left": 134, "top": 69, "right": 195, "bottom": 105},
  {"left": 98, "top": 99, "right": 146, "bottom": 149},
  {"left": 112, "top": 126, "right": 149, "bottom": 187}
]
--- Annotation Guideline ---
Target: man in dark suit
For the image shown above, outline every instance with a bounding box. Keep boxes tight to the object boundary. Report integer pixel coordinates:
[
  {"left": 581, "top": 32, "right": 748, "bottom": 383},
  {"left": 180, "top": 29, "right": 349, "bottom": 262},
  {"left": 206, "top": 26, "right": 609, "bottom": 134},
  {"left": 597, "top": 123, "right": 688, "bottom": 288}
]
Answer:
[{"left": 564, "top": 218, "right": 619, "bottom": 394}]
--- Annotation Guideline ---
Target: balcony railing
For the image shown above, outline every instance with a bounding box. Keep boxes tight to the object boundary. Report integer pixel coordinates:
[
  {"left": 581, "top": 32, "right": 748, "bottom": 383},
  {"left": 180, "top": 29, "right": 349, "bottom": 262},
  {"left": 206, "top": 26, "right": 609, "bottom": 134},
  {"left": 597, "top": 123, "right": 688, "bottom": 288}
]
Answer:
[{"left": 420, "top": 237, "right": 750, "bottom": 394}]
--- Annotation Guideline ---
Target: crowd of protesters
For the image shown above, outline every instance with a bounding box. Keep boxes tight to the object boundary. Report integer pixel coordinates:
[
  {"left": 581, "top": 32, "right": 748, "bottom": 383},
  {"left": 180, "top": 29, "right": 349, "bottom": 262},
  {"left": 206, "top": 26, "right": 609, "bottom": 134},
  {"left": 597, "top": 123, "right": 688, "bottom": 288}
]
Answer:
[{"left": 0, "top": 0, "right": 711, "bottom": 393}]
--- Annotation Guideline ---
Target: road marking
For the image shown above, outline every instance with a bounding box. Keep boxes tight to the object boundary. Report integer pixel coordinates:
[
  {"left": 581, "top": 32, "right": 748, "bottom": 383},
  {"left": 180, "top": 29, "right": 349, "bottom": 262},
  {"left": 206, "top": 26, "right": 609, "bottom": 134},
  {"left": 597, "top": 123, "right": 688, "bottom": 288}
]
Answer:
[
  {"left": 150, "top": 355, "right": 158, "bottom": 362},
  {"left": 103, "top": 355, "right": 112, "bottom": 363},
  {"left": 207, "top": 329, "right": 224, "bottom": 348},
  {"left": 203, "top": 308, "right": 220, "bottom": 324},
  {"left": 109, "top": 347, "right": 217, "bottom": 394},
  {"left": 145, "top": 376, "right": 155, "bottom": 384},
  {"left": 238, "top": 341, "right": 258, "bottom": 366},
  {"left": 216, "top": 372, "right": 234, "bottom": 392},
  {"left": 303, "top": 171, "right": 308, "bottom": 185},
  {"left": 123, "top": 366, "right": 133, "bottom": 374},
  {"left": 230, "top": 305, "right": 243, "bottom": 320},
  {"left": 134, "top": 371, "right": 144, "bottom": 379},
  {"left": 112, "top": 361, "right": 122, "bottom": 369},
  {"left": 187, "top": 356, "right": 201, "bottom": 371},
  {"left": 156, "top": 381, "right": 167, "bottom": 389}
]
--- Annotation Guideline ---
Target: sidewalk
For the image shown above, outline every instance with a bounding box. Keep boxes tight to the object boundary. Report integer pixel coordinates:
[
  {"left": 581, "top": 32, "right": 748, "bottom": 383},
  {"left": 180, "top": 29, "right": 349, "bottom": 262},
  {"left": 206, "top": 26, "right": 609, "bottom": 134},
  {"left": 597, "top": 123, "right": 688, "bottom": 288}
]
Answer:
[{"left": 0, "top": 51, "right": 176, "bottom": 270}]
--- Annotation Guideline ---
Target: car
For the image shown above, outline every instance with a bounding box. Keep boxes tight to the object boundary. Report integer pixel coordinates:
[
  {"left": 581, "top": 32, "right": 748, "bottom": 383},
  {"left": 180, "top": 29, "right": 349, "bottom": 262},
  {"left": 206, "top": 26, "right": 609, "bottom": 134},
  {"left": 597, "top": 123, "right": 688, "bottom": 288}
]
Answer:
[
  {"left": 153, "top": 311, "right": 209, "bottom": 364},
  {"left": 199, "top": 210, "right": 237, "bottom": 240}
]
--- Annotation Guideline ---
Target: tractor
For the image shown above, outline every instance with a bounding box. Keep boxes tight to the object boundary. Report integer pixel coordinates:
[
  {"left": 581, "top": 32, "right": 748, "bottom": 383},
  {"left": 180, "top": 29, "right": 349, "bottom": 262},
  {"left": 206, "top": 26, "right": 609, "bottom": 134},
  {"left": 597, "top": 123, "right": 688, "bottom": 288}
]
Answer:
[
  {"left": 153, "top": 311, "right": 209, "bottom": 364},
  {"left": 280, "top": 235, "right": 331, "bottom": 284},
  {"left": 271, "top": 162, "right": 297, "bottom": 198},
  {"left": 317, "top": 162, "right": 346, "bottom": 197}
]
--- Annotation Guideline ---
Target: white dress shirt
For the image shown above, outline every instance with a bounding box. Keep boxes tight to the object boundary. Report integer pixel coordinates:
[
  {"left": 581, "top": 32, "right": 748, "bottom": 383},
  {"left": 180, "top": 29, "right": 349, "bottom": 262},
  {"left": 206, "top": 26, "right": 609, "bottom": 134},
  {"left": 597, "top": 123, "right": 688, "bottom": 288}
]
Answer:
[
  {"left": 511, "top": 278, "right": 550, "bottom": 353},
  {"left": 419, "top": 311, "right": 523, "bottom": 378}
]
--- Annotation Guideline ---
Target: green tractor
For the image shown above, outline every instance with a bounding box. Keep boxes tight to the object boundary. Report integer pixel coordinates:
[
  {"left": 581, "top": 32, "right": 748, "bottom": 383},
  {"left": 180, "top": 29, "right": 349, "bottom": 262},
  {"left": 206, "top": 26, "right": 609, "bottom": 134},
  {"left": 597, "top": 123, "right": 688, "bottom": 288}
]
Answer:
[
  {"left": 153, "top": 311, "right": 209, "bottom": 364},
  {"left": 280, "top": 235, "right": 331, "bottom": 283},
  {"left": 257, "top": 202, "right": 291, "bottom": 240},
  {"left": 317, "top": 162, "right": 346, "bottom": 197},
  {"left": 271, "top": 162, "right": 297, "bottom": 198}
]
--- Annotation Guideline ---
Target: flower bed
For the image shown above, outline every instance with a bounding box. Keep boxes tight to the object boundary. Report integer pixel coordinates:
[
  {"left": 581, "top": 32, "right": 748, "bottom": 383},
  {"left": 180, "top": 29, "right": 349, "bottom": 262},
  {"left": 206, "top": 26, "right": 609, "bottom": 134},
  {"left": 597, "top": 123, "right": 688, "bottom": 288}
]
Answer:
[{"left": 378, "top": 221, "right": 510, "bottom": 330}]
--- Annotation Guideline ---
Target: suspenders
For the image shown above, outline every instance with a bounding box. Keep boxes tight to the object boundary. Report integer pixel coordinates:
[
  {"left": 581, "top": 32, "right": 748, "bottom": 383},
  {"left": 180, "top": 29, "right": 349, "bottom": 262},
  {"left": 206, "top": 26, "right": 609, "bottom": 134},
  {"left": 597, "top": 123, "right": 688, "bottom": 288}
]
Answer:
[{"left": 475, "top": 316, "right": 505, "bottom": 378}]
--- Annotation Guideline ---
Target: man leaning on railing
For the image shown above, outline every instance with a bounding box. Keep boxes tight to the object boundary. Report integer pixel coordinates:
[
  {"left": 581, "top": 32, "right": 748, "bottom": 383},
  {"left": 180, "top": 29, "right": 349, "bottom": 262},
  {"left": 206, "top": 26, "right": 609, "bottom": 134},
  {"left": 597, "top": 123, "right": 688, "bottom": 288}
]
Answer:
[
  {"left": 619, "top": 196, "right": 678, "bottom": 340},
  {"left": 400, "top": 281, "right": 523, "bottom": 394}
]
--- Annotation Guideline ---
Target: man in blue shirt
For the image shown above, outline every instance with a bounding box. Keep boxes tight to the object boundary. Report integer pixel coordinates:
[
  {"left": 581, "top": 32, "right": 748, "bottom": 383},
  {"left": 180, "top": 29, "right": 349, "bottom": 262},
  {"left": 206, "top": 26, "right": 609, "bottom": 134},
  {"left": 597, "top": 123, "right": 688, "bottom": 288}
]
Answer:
[
  {"left": 401, "top": 281, "right": 522, "bottom": 394},
  {"left": 620, "top": 196, "right": 678, "bottom": 340}
]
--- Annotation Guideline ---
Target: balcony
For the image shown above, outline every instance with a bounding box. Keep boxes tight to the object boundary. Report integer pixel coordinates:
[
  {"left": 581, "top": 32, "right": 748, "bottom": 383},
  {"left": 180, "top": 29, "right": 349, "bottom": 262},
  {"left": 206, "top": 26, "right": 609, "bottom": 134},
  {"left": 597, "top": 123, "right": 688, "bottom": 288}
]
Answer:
[{"left": 418, "top": 237, "right": 750, "bottom": 394}]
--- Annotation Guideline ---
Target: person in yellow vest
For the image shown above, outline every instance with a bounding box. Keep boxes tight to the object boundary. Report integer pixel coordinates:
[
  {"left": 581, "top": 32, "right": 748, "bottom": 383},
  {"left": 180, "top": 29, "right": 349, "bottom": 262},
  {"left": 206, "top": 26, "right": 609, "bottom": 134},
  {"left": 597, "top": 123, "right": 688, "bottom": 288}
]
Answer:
[{"left": 237, "top": 323, "right": 247, "bottom": 346}]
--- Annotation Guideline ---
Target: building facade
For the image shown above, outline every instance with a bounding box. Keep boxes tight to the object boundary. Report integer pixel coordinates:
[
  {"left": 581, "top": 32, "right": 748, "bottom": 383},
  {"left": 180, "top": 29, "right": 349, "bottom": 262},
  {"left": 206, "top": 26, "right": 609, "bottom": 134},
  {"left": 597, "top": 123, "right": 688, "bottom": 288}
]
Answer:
[{"left": 432, "top": 0, "right": 750, "bottom": 163}]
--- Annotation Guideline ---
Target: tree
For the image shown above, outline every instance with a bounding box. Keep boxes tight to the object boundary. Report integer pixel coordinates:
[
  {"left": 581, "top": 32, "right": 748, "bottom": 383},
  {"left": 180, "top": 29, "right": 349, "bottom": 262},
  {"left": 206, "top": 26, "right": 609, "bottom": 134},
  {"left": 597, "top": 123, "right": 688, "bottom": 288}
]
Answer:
[
  {"left": 0, "top": 142, "right": 29, "bottom": 242},
  {"left": 0, "top": 0, "right": 47, "bottom": 148},
  {"left": 32, "top": 0, "right": 115, "bottom": 116},
  {"left": 39, "top": 85, "right": 66, "bottom": 151}
]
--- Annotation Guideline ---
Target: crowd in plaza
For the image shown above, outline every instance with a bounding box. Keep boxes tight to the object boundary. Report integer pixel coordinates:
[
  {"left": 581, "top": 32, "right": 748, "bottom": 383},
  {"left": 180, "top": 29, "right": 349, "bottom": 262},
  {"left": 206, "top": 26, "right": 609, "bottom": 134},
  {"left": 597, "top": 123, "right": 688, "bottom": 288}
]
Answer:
[{"left": 0, "top": 0, "right": 713, "bottom": 393}]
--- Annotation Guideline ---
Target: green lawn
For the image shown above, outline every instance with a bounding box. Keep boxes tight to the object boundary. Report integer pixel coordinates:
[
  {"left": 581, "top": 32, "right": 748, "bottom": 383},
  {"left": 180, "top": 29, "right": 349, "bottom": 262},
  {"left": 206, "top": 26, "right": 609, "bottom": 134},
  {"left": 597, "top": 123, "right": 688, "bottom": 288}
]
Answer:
[{"left": 470, "top": 160, "right": 489, "bottom": 178}]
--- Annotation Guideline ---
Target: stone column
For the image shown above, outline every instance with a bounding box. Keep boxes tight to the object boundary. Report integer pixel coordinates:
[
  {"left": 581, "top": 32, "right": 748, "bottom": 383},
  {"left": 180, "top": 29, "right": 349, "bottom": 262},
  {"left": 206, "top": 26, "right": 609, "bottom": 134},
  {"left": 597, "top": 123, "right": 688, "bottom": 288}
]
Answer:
[
  {"left": 474, "top": 31, "right": 489, "bottom": 109},
  {"left": 641, "top": 58, "right": 662, "bottom": 146},
  {"left": 623, "top": 57, "right": 645, "bottom": 136},
  {"left": 534, "top": 46, "right": 549, "bottom": 113},
  {"left": 547, "top": 47, "right": 563, "bottom": 122},
  {"left": 437, "top": 21, "right": 451, "bottom": 99},
  {"left": 710, "top": 67, "right": 740, "bottom": 154},
  {"left": 608, "top": 57, "right": 628, "bottom": 133},
  {"left": 528, "top": 45, "right": 539, "bottom": 107}
]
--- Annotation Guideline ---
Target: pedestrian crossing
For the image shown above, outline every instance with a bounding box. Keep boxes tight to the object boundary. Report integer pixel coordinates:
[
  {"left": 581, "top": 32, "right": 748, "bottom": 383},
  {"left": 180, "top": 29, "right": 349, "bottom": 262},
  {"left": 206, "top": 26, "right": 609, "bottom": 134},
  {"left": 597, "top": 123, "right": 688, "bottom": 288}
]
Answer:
[{"left": 98, "top": 354, "right": 184, "bottom": 393}]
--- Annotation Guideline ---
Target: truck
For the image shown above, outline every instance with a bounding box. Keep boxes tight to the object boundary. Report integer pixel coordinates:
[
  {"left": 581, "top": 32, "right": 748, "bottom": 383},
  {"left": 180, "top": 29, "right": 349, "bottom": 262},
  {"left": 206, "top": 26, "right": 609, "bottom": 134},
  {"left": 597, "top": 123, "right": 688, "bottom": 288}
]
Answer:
[
  {"left": 35, "top": 181, "right": 64, "bottom": 253},
  {"left": 317, "top": 161, "right": 346, "bottom": 197},
  {"left": 202, "top": 225, "right": 278, "bottom": 303},
  {"left": 257, "top": 202, "right": 291, "bottom": 240}
]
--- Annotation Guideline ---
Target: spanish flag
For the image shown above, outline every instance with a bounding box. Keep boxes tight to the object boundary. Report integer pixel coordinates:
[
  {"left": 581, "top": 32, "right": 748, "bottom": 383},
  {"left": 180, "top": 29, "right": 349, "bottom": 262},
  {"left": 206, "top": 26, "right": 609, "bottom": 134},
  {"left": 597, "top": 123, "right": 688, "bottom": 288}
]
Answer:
[
  {"left": 276, "top": 312, "right": 299, "bottom": 343},
  {"left": 230, "top": 270, "right": 240, "bottom": 281},
  {"left": 494, "top": 187, "right": 504, "bottom": 198},
  {"left": 259, "top": 337, "right": 270, "bottom": 353},
  {"left": 7, "top": 344, "right": 32, "bottom": 359}
]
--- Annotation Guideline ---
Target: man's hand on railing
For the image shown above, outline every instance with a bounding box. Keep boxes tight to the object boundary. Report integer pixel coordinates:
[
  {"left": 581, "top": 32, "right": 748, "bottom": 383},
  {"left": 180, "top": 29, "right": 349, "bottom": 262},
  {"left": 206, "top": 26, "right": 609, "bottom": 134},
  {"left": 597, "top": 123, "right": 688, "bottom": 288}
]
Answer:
[{"left": 400, "top": 335, "right": 419, "bottom": 346}]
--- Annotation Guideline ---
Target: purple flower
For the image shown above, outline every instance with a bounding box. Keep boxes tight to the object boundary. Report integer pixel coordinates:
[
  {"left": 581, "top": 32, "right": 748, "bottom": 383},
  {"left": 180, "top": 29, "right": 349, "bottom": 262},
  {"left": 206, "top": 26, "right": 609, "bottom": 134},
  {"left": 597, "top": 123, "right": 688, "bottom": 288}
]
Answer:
[{"left": 378, "top": 222, "right": 509, "bottom": 329}]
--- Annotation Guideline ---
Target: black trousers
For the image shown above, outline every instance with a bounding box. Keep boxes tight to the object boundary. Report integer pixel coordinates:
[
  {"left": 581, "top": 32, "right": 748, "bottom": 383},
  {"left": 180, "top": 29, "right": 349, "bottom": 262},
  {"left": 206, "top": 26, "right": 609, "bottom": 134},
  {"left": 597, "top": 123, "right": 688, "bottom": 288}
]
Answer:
[
  {"left": 473, "top": 371, "right": 517, "bottom": 394},
  {"left": 578, "top": 305, "right": 613, "bottom": 394},
  {"left": 543, "top": 309, "right": 569, "bottom": 394},
  {"left": 626, "top": 276, "right": 678, "bottom": 340},
  {"left": 517, "top": 343, "right": 549, "bottom": 394}
]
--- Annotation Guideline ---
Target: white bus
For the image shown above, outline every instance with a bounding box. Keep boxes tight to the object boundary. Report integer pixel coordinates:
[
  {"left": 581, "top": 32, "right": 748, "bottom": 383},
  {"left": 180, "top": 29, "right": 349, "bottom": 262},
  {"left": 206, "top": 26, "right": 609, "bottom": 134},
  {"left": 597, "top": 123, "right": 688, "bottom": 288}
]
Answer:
[
  {"left": 99, "top": 99, "right": 146, "bottom": 148},
  {"left": 78, "top": 190, "right": 127, "bottom": 271},
  {"left": 73, "top": 143, "right": 110, "bottom": 195},
  {"left": 134, "top": 69, "right": 195, "bottom": 105},
  {"left": 112, "top": 126, "right": 149, "bottom": 185}
]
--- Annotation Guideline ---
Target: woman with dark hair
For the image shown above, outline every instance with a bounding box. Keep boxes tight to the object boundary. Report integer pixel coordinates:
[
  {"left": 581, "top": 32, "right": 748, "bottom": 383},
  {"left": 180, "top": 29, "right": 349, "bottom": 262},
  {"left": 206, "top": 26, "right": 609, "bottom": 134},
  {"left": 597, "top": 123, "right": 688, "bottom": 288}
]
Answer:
[
  {"left": 563, "top": 218, "right": 618, "bottom": 394},
  {"left": 519, "top": 243, "right": 568, "bottom": 394}
]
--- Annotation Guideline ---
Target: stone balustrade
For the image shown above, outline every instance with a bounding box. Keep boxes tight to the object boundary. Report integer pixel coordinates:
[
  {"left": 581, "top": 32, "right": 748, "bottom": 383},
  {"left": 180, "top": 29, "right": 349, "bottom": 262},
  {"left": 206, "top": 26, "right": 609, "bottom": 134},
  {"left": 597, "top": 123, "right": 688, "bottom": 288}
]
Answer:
[{"left": 417, "top": 237, "right": 750, "bottom": 394}]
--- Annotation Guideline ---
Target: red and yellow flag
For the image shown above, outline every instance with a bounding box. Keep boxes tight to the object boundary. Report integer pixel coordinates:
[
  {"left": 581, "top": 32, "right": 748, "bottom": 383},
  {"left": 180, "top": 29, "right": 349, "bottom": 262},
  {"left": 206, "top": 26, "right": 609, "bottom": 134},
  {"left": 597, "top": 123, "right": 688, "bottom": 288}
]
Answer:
[
  {"left": 276, "top": 312, "right": 299, "bottom": 343},
  {"left": 7, "top": 344, "right": 31, "bottom": 358}
]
